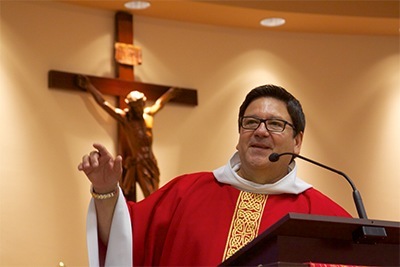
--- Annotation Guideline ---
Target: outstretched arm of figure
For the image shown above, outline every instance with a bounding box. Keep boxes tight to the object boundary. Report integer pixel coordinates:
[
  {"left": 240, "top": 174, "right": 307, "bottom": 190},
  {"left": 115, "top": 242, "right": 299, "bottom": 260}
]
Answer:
[
  {"left": 145, "top": 87, "right": 182, "bottom": 115},
  {"left": 78, "top": 143, "right": 123, "bottom": 245},
  {"left": 76, "top": 75, "right": 126, "bottom": 124}
]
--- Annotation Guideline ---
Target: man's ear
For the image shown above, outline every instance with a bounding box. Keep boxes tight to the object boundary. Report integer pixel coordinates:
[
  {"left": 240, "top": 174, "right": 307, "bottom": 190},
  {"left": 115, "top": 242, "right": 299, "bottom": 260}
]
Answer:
[{"left": 293, "top": 131, "right": 303, "bottom": 154}]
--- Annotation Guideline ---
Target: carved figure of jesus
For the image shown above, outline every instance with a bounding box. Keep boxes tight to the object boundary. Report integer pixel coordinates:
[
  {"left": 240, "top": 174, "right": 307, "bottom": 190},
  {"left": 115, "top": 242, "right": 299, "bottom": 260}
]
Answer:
[{"left": 76, "top": 75, "right": 180, "bottom": 199}]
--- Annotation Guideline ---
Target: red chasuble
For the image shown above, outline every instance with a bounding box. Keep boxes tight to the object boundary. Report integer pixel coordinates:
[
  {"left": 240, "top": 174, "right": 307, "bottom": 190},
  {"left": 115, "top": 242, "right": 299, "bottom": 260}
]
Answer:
[{"left": 127, "top": 172, "right": 351, "bottom": 266}]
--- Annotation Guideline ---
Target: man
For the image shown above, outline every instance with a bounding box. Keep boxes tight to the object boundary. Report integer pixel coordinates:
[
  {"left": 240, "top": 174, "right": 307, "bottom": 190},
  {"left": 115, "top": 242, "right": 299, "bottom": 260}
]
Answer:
[{"left": 78, "top": 84, "right": 351, "bottom": 266}]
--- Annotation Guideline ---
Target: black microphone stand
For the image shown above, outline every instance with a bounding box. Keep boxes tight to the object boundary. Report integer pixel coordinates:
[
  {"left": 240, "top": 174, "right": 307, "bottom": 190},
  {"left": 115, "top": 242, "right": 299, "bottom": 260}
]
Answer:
[
  {"left": 272, "top": 152, "right": 387, "bottom": 243},
  {"left": 278, "top": 152, "right": 368, "bottom": 219}
]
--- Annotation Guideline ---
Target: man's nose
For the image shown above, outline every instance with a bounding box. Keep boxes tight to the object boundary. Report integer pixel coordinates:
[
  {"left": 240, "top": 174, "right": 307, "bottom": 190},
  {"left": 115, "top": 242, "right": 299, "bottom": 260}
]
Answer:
[{"left": 254, "top": 122, "right": 270, "bottom": 136}]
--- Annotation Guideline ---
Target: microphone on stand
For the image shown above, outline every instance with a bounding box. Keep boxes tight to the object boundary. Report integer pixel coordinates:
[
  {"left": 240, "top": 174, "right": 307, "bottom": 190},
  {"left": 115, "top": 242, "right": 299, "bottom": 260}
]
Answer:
[{"left": 269, "top": 152, "right": 368, "bottom": 219}]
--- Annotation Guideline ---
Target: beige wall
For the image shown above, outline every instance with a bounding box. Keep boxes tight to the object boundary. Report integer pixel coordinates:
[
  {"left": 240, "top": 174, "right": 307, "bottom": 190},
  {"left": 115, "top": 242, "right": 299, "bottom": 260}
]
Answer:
[{"left": 1, "top": 1, "right": 399, "bottom": 266}]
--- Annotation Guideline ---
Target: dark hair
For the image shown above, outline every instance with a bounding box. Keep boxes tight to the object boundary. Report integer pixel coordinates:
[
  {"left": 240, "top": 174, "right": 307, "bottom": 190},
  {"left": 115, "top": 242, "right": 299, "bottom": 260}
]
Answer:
[{"left": 238, "top": 84, "right": 305, "bottom": 136}]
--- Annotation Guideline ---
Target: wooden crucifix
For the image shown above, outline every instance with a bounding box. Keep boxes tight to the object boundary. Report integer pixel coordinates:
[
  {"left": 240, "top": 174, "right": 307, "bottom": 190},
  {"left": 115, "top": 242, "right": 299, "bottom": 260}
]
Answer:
[{"left": 48, "top": 12, "right": 197, "bottom": 202}]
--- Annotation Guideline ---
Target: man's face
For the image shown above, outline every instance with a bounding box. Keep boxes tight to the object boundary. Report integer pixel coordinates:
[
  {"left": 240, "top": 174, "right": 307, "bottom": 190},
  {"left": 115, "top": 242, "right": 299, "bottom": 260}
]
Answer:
[{"left": 236, "top": 97, "right": 303, "bottom": 182}]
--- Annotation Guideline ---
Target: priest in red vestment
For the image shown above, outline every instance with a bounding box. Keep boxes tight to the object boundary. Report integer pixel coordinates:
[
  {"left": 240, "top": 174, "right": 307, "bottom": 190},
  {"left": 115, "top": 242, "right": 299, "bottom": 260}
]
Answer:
[{"left": 79, "top": 84, "right": 352, "bottom": 266}]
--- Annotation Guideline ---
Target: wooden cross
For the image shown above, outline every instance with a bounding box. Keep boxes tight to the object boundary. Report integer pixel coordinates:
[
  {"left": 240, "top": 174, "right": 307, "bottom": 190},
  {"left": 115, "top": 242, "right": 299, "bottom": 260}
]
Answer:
[{"left": 48, "top": 12, "right": 197, "bottom": 201}]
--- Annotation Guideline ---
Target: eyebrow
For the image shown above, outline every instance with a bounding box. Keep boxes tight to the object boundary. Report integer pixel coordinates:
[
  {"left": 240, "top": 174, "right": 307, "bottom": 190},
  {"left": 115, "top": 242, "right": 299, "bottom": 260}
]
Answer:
[{"left": 243, "top": 115, "right": 288, "bottom": 121}]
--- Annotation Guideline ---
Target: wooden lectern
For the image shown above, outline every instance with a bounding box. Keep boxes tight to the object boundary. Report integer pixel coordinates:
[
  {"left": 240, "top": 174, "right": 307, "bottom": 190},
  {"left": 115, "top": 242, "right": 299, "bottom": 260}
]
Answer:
[{"left": 220, "top": 213, "right": 400, "bottom": 267}]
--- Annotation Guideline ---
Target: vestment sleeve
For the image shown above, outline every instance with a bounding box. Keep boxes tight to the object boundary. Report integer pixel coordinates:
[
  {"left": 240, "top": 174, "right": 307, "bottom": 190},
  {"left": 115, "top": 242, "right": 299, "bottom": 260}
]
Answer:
[{"left": 86, "top": 187, "right": 133, "bottom": 267}]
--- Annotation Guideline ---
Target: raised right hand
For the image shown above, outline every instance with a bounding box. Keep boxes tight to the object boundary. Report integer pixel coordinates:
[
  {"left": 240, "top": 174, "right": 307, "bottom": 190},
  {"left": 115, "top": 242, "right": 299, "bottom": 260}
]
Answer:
[{"left": 78, "top": 143, "right": 123, "bottom": 193}]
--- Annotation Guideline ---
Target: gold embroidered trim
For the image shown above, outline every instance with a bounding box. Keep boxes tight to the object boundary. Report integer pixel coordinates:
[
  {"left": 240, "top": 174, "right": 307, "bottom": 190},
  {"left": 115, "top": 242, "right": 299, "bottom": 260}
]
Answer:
[{"left": 222, "top": 191, "right": 268, "bottom": 261}]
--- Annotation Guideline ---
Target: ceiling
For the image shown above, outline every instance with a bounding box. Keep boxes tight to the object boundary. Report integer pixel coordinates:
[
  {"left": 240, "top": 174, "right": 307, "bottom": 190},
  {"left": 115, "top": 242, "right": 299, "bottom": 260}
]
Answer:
[{"left": 59, "top": 0, "right": 399, "bottom": 36}]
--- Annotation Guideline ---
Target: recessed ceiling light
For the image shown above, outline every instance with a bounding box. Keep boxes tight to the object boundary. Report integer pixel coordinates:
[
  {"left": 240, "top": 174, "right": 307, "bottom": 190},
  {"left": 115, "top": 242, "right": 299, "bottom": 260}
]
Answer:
[
  {"left": 124, "top": 1, "right": 151, "bottom": 10},
  {"left": 260, "top": 18, "right": 286, "bottom": 27}
]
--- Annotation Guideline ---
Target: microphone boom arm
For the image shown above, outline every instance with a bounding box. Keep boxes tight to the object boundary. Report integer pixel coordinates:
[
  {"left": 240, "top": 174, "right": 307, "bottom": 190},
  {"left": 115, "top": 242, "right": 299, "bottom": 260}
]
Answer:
[{"left": 277, "top": 152, "right": 368, "bottom": 219}]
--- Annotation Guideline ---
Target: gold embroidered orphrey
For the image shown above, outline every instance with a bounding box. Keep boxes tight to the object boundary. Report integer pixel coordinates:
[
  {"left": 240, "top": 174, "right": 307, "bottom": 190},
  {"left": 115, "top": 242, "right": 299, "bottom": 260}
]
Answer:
[{"left": 222, "top": 191, "right": 268, "bottom": 261}]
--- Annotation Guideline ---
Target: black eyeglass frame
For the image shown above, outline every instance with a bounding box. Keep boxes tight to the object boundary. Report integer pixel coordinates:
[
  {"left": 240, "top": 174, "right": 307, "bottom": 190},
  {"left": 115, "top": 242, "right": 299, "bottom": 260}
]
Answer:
[{"left": 239, "top": 116, "right": 295, "bottom": 132}]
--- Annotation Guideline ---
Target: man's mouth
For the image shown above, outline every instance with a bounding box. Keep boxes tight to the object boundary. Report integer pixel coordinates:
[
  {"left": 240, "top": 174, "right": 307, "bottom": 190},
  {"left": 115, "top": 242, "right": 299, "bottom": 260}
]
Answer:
[{"left": 250, "top": 143, "right": 271, "bottom": 150}]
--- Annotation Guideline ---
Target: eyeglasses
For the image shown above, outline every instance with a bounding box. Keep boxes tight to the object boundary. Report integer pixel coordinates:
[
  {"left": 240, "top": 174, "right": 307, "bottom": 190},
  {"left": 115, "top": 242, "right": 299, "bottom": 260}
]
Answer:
[{"left": 240, "top": 116, "right": 295, "bottom": 132}]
